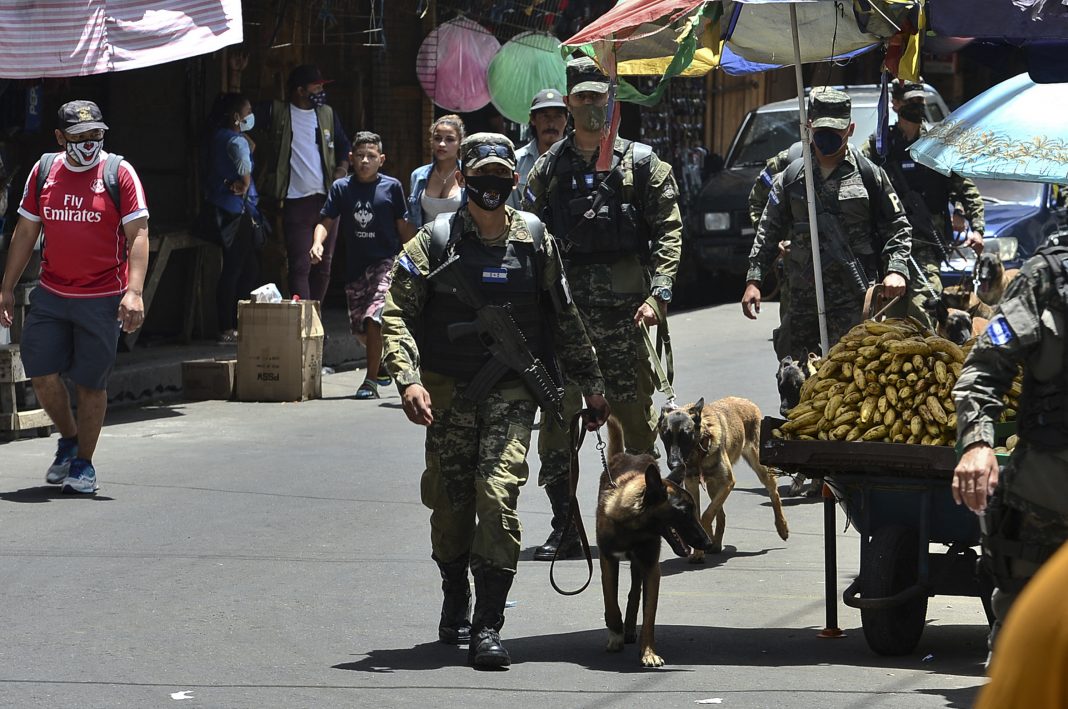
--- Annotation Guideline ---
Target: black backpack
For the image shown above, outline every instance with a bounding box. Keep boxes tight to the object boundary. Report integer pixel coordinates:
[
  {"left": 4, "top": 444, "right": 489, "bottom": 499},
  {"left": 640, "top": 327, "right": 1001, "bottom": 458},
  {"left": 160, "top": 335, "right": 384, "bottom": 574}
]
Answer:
[{"left": 35, "top": 152, "right": 123, "bottom": 212}]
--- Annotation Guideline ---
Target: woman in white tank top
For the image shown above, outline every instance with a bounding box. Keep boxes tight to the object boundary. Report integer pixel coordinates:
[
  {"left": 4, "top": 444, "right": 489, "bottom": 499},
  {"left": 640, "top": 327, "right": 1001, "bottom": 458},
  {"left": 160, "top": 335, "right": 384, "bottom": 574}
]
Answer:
[{"left": 407, "top": 114, "right": 466, "bottom": 227}]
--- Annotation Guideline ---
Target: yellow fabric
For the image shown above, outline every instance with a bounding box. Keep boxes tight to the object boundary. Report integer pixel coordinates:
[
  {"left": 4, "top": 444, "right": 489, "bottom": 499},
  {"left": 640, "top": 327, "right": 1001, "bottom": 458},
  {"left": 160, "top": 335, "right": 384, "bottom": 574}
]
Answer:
[
  {"left": 618, "top": 47, "right": 717, "bottom": 76},
  {"left": 896, "top": 6, "right": 924, "bottom": 82},
  {"left": 975, "top": 541, "right": 1068, "bottom": 709}
]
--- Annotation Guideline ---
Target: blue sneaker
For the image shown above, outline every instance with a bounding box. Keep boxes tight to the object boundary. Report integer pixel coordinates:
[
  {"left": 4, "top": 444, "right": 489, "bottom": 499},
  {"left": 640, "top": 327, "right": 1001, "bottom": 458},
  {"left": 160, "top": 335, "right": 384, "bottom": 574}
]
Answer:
[
  {"left": 46, "top": 436, "right": 79, "bottom": 485},
  {"left": 62, "top": 458, "right": 99, "bottom": 495}
]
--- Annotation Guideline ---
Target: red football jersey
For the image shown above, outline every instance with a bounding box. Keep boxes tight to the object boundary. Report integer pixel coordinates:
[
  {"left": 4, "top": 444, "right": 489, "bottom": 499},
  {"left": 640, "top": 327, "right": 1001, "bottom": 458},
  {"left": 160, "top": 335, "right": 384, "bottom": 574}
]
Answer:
[{"left": 18, "top": 151, "right": 149, "bottom": 298}]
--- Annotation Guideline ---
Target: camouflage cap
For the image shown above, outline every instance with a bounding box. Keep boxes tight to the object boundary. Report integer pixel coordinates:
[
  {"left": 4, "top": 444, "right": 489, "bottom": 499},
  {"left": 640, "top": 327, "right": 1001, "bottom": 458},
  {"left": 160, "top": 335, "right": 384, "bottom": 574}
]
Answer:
[
  {"left": 460, "top": 132, "right": 517, "bottom": 171},
  {"left": 566, "top": 56, "right": 609, "bottom": 94},
  {"left": 892, "top": 79, "right": 926, "bottom": 101},
  {"left": 809, "top": 87, "right": 851, "bottom": 130}
]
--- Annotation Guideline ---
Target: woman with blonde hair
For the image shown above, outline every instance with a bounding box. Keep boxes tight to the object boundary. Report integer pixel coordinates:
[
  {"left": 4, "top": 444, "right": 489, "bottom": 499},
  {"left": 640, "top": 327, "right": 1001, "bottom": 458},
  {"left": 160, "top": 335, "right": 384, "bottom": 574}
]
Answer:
[{"left": 407, "top": 114, "right": 465, "bottom": 227}]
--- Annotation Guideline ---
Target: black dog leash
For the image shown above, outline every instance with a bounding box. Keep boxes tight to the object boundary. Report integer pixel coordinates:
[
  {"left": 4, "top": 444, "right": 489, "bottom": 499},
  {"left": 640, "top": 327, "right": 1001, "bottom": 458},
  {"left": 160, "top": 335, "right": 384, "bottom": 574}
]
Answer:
[{"left": 549, "top": 410, "right": 597, "bottom": 596}]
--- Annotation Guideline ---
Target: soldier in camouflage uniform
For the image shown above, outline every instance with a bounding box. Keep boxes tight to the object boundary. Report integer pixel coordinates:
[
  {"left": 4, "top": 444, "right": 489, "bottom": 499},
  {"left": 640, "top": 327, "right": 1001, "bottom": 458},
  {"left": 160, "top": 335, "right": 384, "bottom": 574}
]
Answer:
[
  {"left": 953, "top": 244, "right": 1068, "bottom": 657},
  {"left": 742, "top": 87, "right": 913, "bottom": 368},
  {"left": 522, "top": 56, "right": 682, "bottom": 561},
  {"left": 862, "top": 80, "right": 986, "bottom": 329},
  {"left": 381, "top": 133, "right": 609, "bottom": 668}
]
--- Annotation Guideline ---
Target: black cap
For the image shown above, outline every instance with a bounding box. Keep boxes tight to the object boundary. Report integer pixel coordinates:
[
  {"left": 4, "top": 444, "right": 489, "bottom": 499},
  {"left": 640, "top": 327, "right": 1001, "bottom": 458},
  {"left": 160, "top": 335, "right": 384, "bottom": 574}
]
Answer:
[
  {"left": 58, "top": 100, "right": 108, "bottom": 134},
  {"left": 287, "top": 64, "right": 332, "bottom": 91},
  {"left": 530, "top": 88, "right": 567, "bottom": 113}
]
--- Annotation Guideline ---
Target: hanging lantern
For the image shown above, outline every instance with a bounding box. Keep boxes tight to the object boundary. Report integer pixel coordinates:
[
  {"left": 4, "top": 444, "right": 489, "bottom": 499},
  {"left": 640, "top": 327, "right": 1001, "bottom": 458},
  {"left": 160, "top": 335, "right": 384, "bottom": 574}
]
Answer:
[
  {"left": 487, "top": 32, "right": 567, "bottom": 124},
  {"left": 416, "top": 17, "right": 500, "bottom": 113}
]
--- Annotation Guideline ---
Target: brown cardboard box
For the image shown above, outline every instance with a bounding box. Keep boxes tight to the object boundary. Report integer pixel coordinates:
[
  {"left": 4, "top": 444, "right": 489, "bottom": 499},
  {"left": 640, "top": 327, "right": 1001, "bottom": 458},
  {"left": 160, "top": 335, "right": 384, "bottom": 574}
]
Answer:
[
  {"left": 182, "top": 359, "right": 237, "bottom": 401},
  {"left": 235, "top": 300, "right": 324, "bottom": 402}
]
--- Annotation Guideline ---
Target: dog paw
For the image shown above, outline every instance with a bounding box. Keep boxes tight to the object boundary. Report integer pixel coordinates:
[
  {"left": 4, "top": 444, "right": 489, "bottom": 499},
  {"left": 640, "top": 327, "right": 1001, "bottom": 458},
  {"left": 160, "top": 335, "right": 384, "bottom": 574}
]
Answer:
[
  {"left": 640, "top": 649, "right": 665, "bottom": 668},
  {"left": 776, "top": 520, "right": 790, "bottom": 541},
  {"left": 687, "top": 550, "right": 706, "bottom": 564},
  {"left": 605, "top": 631, "right": 625, "bottom": 652}
]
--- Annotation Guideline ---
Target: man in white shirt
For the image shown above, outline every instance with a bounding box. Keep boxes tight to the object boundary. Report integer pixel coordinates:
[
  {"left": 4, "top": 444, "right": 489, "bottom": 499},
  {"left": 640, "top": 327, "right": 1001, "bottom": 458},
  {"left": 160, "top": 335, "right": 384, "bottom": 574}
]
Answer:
[{"left": 253, "top": 65, "right": 351, "bottom": 302}]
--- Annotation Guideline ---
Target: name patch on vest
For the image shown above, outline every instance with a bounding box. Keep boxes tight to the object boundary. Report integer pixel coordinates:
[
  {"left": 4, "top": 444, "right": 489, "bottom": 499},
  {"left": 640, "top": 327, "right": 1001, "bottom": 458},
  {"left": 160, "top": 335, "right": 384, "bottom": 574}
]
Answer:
[
  {"left": 482, "top": 268, "right": 508, "bottom": 283},
  {"left": 901, "top": 161, "right": 915, "bottom": 170},
  {"left": 986, "top": 315, "right": 1014, "bottom": 346}
]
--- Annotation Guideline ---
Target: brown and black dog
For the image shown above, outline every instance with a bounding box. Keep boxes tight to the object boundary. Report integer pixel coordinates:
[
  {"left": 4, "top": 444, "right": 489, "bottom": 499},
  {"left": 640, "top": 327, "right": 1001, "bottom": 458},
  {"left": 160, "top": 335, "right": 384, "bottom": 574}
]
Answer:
[
  {"left": 975, "top": 251, "right": 1020, "bottom": 306},
  {"left": 660, "top": 397, "right": 789, "bottom": 563},
  {"left": 596, "top": 417, "right": 714, "bottom": 667}
]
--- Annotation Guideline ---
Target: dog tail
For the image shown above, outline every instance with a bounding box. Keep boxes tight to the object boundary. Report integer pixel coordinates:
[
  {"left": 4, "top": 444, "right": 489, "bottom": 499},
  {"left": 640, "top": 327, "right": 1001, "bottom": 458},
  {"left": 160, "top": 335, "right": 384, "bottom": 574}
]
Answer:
[{"left": 605, "top": 415, "right": 624, "bottom": 459}]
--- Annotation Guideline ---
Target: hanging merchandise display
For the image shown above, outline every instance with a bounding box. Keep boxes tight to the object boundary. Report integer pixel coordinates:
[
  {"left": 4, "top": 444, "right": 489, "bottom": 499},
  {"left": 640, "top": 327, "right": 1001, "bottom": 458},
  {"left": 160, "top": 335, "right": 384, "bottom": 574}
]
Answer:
[
  {"left": 416, "top": 17, "right": 500, "bottom": 113},
  {"left": 487, "top": 32, "right": 567, "bottom": 125}
]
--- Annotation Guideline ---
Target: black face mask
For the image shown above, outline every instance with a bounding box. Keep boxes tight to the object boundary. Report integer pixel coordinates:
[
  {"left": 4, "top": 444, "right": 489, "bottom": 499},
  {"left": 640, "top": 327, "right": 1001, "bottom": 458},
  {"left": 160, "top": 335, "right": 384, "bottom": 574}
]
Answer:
[
  {"left": 812, "top": 129, "right": 845, "bottom": 156},
  {"left": 464, "top": 174, "right": 513, "bottom": 211},
  {"left": 898, "top": 103, "right": 926, "bottom": 123}
]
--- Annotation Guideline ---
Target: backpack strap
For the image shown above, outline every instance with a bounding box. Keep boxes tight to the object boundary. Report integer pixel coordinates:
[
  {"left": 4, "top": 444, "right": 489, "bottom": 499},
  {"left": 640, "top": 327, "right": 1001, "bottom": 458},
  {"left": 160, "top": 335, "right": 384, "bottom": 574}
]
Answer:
[
  {"left": 630, "top": 141, "right": 654, "bottom": 199},
  {"left": 103, "top": 153, "right": 123, "bottom": 212},
  {"left": 515, "top": 210, "right": 545, "bottom": 251},
  {"left": 35, "top": 152, "right": 58, "bottom": 202}
]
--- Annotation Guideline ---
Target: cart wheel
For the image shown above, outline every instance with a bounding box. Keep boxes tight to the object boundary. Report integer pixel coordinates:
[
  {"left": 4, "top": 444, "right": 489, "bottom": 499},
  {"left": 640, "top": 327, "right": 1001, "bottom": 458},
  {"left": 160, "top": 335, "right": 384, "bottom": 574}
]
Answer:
[{"left": 861, "top": 525, "right": 928, "bottom": 656}]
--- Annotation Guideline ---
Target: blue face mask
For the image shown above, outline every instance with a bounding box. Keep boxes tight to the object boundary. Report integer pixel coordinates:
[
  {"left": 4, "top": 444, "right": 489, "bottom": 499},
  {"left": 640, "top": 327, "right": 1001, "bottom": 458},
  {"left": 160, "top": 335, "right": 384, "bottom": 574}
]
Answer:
[
  {"left": 309, "top": 90, "right": 327, "bottom": 109},
  {"left": 239, "top": 113, "right": 255, "bottom": 132},
  {"left": 812, "top": 129, "right": 845, "bottom": 156}
]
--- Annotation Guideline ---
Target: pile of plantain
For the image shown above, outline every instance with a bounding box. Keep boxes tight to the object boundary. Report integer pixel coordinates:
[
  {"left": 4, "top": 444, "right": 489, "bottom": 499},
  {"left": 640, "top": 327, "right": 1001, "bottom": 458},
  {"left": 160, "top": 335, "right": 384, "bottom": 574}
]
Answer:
[{"left": 775, "top": 318, "right": 1020, "bottom": 446}]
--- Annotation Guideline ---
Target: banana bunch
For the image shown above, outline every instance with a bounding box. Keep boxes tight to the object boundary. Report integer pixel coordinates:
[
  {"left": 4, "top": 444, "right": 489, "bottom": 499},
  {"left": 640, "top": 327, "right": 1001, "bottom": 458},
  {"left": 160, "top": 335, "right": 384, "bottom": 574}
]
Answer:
[{"left": 775, "top": 318, "right": 980, "bottom": 445}]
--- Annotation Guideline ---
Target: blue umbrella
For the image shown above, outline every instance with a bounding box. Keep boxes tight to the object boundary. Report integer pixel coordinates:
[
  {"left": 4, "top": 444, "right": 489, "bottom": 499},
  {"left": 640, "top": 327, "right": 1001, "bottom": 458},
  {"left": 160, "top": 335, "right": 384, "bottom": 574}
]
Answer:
[{"left": 910, "top": 73, "right": 1068, "bottom": 184}]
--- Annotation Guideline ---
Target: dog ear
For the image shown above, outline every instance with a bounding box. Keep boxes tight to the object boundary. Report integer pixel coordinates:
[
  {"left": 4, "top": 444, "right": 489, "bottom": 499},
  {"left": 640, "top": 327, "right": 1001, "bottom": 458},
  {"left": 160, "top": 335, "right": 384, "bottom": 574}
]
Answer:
[
  {"left": 692, "top": 397, "right": 704, "bottom": 413},
  {"left": 643, "top": 463, "right": 666, "bottom": 503},
  {"left": 666, "top": 465, "right": 685, "bottom": 486}
]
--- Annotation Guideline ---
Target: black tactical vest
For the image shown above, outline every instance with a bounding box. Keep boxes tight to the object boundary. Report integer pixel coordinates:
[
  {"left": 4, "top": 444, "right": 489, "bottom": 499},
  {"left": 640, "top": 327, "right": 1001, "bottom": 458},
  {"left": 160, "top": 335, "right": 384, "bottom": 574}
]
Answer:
[
  {"left": 420, "top": 233, "right": 546, "bottom": 382},
  {"left": 542, "top": 141, "right": 651, "bottom": 264},
  {"left": 883, "top": 128, "right": 951, "bottom": 239},
  {"left": 1019, "top": 245, "right": 1068, "bottom": 449}
]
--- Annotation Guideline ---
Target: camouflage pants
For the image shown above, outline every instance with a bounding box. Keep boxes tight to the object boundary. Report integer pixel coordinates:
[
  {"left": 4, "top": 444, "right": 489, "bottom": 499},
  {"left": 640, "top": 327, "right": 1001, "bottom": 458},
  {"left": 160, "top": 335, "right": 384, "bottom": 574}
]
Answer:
[
  {"left": 984, "top": 488, "right": 1068, "bottom": 653},
  {"left": 776, "top": 288, "right": 863, "bottom": 361},
  {"left": 537, "top": 303, "right": 657, "bottom": 487},
  {"left": 885, "top": 257, "right": 942, "bottom": 331},
  {"left": 419, "top": 376, "right": 538, "bottom": 573}
]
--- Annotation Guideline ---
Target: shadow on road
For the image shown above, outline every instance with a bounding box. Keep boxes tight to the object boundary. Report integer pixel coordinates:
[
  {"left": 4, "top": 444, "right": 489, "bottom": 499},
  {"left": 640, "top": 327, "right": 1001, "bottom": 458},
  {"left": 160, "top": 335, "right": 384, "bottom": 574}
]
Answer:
[
  {"left": 337, "top": 623, "right": 988, "bottom": 681},
  {"left": 659, "top": 546, "right": 781, "bottom": 575},
  {"left": 0, "top": 486, "right": 115, "bottom": 503}
]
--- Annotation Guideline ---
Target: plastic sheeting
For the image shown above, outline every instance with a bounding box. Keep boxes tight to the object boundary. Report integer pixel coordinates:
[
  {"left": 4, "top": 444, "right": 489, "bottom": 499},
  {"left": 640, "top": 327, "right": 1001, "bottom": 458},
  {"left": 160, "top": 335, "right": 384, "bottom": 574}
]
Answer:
[
  {"left": 416, "top": 18, "right": 500, "bottom": 113},
  {"left": 487, "top": 33, "right": 567, "bottom": 124}
]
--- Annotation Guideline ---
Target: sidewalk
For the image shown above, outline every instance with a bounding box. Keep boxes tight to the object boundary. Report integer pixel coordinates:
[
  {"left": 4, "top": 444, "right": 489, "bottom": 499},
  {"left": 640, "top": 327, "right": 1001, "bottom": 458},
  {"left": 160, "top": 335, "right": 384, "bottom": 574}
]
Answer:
[{"left": 106, "top": 305, "right": 366, "bottom": 408}]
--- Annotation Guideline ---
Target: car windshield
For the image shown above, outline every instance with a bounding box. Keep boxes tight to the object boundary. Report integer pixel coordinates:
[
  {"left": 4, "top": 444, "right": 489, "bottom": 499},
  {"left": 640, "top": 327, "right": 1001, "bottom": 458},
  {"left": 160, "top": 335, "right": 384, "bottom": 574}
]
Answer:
[
  {"left": 728, "top": 105, "right": 880, "bottom": 167},
  {"left": 973, "top": 178, "right": 1043, "bottom": 206}
]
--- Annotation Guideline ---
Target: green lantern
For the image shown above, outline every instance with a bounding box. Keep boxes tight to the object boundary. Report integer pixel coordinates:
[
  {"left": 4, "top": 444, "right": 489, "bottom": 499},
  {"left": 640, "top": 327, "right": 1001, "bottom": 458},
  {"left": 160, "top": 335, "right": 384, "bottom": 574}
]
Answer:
[{"left": 487, "top": 32, "right": 567, "bottom": 125}]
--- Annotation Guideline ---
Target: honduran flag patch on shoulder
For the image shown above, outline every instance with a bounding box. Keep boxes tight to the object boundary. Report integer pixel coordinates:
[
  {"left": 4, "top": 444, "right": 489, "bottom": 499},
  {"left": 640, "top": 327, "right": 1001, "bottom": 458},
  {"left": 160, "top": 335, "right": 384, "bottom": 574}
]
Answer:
[{"left": 986, "top": 315, "right": 1014, "bottom": 346}]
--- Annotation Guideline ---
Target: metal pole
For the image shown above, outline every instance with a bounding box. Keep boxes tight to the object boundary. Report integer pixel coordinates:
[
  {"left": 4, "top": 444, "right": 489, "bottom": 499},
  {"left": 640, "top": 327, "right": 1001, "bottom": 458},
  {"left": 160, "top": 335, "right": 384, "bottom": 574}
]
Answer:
[
  {"left": 819, "top": 483, "right": 844, "bottom": 638},
  {"left": 789, "top": 4, "right": 831, "bottom": 357}
]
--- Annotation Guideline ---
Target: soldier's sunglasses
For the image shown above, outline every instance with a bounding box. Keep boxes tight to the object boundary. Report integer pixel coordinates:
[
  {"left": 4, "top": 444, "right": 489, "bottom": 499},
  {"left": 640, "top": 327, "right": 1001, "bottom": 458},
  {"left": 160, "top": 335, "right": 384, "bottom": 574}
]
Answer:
[{"left": 468, "top": 144, "right": 514, "bottom": 161}]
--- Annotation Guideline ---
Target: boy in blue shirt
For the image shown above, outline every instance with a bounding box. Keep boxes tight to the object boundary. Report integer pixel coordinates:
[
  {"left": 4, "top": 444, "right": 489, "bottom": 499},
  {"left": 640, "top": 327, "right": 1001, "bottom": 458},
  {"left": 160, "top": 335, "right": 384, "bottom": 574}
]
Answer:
[{"left": 311, "top": 132, "right": 414, "bottom": 398}]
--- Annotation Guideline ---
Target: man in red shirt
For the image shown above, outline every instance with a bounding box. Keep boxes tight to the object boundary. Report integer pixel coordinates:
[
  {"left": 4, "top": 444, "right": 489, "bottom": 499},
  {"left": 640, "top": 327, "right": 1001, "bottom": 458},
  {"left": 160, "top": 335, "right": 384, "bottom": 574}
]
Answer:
[{"left": 0, "top": 100, "right": 149, "bottom": 494}]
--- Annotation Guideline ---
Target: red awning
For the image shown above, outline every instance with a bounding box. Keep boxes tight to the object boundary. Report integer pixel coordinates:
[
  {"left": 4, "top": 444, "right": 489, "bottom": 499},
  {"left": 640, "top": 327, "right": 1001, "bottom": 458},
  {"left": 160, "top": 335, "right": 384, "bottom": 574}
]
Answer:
[
  {"left": 565, "top": 0, "right": 707, "bottom": 45},
  {"left": 0, "top": 0, "right": 243, "bottom": 79}
]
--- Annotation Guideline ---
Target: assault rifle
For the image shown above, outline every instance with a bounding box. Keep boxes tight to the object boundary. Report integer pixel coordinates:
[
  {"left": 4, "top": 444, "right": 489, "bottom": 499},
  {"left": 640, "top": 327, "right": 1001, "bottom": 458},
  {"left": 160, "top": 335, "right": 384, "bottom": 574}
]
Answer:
[
  {"left": 428, "top": 254, "right": 565, "bottom": 425},
  {"left": 798, "top": 214, "right": 870, "bottom": 295}
]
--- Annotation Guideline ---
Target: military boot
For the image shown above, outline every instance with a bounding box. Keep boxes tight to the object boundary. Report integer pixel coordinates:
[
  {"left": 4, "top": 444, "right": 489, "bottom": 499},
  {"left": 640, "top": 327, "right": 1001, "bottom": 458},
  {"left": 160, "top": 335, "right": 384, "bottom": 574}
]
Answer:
[
  {"left": 533, "top": 481, "right": 581, "bottom": 561},
  {"left": 434, "top": 554, "right": 472, "bottom": 645},
  {"left": 467, "top": 567, "right": 514, "bottom": 668}
]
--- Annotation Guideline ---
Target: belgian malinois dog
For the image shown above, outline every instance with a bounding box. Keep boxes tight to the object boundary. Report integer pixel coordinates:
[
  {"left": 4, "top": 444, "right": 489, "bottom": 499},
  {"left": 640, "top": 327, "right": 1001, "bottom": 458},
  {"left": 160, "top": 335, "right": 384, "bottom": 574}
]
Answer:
[
  {"left": 596, "top": 417, "right": 714, "bottom": 667},
  {"left": 660, "top": 397, "right": 790, "bottom": 563},
  {"left": 975, "top": 251, "right": 1020, "bottom": 306}
]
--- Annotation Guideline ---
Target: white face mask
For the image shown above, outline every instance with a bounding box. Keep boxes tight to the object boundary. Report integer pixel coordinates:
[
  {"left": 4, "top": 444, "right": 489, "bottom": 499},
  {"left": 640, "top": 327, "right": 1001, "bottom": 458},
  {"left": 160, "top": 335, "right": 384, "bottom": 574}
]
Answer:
[
  {"left": 65, "top": 139, "right": 102, "bottom": 166},
  {"left": 239, "top": 113, "right": 255, "bottom": 132}
]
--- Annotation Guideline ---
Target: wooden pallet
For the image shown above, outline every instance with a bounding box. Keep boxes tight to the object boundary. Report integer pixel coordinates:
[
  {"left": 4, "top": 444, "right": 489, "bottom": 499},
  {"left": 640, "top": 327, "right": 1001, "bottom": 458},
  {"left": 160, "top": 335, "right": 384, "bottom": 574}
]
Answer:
[{"left": 0, "top": 345, "right": 53, "bottom": 438}]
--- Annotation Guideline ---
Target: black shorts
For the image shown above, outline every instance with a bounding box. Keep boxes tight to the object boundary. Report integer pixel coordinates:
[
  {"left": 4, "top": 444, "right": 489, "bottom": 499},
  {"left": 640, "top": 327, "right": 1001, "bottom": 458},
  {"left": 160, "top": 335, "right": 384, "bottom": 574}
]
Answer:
[{"left": 20, "top": 287, "right": 122, "bottom": 390}]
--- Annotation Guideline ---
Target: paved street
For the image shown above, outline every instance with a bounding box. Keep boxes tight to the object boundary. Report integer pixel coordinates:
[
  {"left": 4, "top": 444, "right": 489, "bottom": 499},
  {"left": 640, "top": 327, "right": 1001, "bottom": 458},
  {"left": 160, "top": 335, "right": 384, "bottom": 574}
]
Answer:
[{"left": 0, "top": 301, "right": 989, "bottom": 708}]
